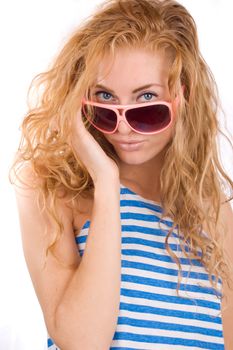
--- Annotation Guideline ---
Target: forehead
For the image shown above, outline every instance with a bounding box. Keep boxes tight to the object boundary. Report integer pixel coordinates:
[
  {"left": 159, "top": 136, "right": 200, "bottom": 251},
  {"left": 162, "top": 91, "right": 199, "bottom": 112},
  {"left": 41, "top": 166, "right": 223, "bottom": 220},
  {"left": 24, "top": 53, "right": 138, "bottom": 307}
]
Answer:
[{"left": 93, "top": 47, "right": 171, "bottom": 89}]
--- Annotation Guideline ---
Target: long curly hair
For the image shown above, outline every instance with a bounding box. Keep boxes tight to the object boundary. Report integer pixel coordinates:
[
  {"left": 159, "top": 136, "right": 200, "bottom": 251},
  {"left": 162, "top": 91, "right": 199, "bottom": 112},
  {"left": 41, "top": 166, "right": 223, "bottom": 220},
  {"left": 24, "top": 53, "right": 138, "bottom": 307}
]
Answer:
[{"left": 9, "top": 0, "right": 233, "bottom": 297}]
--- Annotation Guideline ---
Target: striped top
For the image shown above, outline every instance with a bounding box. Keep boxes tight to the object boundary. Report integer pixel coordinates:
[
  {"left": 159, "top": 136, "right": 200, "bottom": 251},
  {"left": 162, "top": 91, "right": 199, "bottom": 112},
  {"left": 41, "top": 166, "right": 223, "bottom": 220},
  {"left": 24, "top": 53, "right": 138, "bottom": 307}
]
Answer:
[{"left": 47, "top": 183, "right": 224, "bottom": 350}]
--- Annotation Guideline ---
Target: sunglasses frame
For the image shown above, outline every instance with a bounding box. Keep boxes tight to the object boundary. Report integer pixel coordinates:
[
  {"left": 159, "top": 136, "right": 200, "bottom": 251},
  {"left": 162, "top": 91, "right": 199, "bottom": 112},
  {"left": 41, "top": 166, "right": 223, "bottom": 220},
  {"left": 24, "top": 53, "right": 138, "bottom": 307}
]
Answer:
[{"left": 81, "top": 97, "right": 176, "bottom": 135}]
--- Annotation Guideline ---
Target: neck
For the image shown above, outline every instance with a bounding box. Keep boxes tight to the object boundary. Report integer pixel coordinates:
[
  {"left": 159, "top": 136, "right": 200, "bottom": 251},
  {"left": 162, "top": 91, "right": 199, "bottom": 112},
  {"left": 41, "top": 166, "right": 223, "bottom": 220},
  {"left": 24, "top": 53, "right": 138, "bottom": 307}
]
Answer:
[{"left": 118, "top": 153, "right": 164, "bottom": 201}]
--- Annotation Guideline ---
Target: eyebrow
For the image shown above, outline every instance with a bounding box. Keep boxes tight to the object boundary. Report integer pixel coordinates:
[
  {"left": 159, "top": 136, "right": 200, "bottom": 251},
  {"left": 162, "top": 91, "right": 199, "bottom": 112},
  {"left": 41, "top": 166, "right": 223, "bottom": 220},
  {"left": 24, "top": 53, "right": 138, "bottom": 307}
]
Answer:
[{"left": 93, "top": 83, "right": 164, "bottom": 94}]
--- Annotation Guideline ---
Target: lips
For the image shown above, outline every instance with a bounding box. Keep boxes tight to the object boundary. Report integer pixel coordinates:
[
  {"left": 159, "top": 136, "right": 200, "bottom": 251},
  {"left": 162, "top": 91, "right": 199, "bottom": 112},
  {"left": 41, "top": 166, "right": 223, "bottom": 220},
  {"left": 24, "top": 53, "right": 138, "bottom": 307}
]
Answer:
[
  {"left": 114, "top": 140, "right": 144, "bottom": 144},
  {"left": 114, "top": 140, "right": 145, "bottom": 152}
]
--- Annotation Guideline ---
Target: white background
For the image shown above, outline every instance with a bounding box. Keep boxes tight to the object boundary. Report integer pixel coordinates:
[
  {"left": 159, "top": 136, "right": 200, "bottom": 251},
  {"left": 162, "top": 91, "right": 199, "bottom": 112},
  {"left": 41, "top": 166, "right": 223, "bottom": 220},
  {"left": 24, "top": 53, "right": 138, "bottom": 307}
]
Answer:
[{"left": 0, "top": 1, "right": 232, "bottom": 349}]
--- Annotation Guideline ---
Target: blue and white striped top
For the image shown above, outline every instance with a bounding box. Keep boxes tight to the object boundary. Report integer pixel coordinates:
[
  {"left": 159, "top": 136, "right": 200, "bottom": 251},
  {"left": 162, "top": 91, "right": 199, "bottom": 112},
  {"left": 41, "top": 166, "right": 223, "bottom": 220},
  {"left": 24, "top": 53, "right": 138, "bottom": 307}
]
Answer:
[{"left": 47, "top": 183, "right": 224, "bottom": 349}]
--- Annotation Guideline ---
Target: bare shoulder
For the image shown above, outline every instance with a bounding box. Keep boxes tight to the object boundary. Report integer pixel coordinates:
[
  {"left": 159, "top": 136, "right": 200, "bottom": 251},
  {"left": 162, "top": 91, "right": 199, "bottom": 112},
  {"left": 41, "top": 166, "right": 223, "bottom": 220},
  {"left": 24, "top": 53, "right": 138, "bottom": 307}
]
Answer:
[
  {"left": 217, "top": 192, "right": 233, "bottom": 350},
  {"left": 13, "top": 165, "right": 77, "bottom": 262},
  {"left": 13, "top": 164, "right": 74, "bottom": 225},
  {"left": 218, "top": 192, "right": 233, "bottom": 264},
  {"left": 202, "top": 192, "right": 233, "bottom": 348},
  {"left": 13, "top": 164, "right": 92, "bottom": 334}
]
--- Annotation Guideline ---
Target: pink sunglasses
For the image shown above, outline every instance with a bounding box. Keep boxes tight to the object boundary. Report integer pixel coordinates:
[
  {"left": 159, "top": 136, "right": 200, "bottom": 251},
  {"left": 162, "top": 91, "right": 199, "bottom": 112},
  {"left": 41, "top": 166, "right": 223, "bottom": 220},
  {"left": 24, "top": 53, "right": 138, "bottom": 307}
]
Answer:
[{"left": 81, "top": 98, "right": 176, "bottom": 135}]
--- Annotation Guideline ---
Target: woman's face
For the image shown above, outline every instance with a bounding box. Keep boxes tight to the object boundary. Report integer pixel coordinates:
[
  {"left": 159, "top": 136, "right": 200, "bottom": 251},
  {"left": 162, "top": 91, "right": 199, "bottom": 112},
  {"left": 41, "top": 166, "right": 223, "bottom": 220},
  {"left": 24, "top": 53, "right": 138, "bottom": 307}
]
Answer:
[{"left": 90, "top": 47, "right": 175, "bottom": 166}]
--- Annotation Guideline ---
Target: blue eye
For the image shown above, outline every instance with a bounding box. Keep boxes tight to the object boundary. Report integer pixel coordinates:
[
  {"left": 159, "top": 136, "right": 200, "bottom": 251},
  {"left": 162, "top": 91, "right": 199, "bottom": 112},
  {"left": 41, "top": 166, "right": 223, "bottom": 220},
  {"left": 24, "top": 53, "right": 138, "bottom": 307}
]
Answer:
[
  {"left": 143, "top": 93, "right": 154, "bottom": 100},
  {"left": 95, "top": 91, "right": 112, "bottom": 100}
]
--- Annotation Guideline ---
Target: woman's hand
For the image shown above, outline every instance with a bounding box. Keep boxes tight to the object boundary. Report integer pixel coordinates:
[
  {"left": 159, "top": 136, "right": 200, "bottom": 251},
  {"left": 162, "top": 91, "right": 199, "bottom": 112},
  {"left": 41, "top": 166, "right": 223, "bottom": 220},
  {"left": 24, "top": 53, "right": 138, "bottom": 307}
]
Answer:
[{"left": 69, "top": 106, "right": 119, "bottom": 184}]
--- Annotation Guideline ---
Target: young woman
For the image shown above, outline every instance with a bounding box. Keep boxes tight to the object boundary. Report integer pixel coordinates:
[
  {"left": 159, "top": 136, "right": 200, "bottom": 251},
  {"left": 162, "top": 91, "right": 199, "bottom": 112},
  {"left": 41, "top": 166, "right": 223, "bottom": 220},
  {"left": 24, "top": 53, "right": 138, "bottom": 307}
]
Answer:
[{"left": 10, "top": 0, "right": 233, "bottom": 349}]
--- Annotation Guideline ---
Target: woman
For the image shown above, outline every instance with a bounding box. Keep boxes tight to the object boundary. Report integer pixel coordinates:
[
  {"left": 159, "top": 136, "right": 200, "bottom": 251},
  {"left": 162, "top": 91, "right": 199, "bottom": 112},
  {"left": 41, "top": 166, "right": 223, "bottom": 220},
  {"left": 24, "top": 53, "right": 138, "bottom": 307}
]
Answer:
[{"left": 10, "top": 0, "right": 233, "bottom": 349}]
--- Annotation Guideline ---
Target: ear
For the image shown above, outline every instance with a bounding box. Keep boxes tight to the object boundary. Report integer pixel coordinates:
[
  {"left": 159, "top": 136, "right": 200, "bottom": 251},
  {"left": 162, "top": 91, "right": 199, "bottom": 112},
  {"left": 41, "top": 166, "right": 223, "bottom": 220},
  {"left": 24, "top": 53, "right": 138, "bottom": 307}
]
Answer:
[
  {"left": 172, "top": 85, "right": 185, "bottom": 117},
  {"left": 181, "top": 84, "right": 187, "bottom": 102}
]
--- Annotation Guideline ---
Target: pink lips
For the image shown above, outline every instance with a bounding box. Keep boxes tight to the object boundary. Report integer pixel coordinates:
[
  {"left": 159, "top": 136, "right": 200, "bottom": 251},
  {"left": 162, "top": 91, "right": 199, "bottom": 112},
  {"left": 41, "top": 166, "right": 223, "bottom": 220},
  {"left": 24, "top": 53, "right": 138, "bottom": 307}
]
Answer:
[
  {"left": 115, "top": 140, "right": 143, "bottom": 143},
  {"left": 115, "top": 140, "right": 144, "bottom": 151}
]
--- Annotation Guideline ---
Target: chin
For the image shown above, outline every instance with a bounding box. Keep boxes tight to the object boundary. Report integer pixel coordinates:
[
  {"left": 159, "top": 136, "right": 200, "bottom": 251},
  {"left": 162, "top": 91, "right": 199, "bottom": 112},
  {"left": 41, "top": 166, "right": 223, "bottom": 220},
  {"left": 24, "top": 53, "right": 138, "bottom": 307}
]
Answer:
[{"left": 115, "top": 149, "right": 158, "bottom": 165}]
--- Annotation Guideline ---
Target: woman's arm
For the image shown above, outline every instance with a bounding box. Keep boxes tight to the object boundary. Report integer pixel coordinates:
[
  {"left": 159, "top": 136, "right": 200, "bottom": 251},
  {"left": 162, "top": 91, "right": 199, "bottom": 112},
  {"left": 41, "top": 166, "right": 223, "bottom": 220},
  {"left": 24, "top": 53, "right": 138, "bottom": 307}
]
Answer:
[
  {"left": 15, "top": 166, "right": 122, "bottom": 350},
  {"left": 220, "top": 195, "right": 233, "bottom": 350}
]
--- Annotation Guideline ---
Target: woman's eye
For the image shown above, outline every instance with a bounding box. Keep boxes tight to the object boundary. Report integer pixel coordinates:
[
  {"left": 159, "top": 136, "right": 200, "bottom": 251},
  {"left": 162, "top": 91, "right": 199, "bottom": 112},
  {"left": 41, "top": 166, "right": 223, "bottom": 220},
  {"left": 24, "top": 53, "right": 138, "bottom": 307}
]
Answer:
[
  {"left": 95, "top": 91, "right": 112, "bottom": 101},
  {"left": 141, "top": 92, "right": 157, "bottom": 101}
]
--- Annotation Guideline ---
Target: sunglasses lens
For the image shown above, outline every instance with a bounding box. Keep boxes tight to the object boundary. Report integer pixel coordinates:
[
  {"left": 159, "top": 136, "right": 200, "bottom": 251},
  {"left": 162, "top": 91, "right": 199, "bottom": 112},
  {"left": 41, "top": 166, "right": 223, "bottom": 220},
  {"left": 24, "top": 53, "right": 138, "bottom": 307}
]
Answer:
[
  {"left": 82, "top": 102, "right": 171, "bottom": 134},
  {"left": 126, "top": 104, "right": 171, "bottom": 133},
  {"left": 82, "top": 104, "right": 117, "bottom": 132}
]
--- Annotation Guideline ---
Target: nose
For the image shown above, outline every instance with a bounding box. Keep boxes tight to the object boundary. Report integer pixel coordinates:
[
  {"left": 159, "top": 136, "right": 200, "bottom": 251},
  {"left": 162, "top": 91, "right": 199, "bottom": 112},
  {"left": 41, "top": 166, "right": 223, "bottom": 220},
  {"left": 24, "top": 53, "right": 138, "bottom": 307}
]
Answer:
[
  {"left": 115, "top": 107, "right": 133, "bottom": 135},
  {"left": 116, "top": 119, "right": 133, "bottom": 134}
]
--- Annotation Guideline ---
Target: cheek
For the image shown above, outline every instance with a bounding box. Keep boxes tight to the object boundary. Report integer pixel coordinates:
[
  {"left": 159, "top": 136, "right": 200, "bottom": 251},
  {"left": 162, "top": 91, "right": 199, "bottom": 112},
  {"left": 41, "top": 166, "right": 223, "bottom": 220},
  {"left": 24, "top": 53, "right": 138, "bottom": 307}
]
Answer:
[
  {"left": 149, "top": 126, "right": 174, "bottom": 147},
  {"left": 102, "top": 134, "right": 113, "bottom": 145}
]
